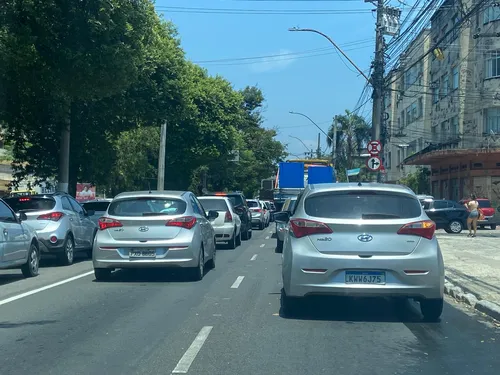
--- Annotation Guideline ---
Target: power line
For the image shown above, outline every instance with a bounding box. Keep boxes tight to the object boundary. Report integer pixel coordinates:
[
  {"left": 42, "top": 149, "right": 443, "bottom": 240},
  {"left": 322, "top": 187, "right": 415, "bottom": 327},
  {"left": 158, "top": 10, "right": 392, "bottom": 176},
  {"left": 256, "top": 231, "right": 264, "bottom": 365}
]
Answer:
[{"left": 155, "top": 5, "right": 372, "bottom": 15}]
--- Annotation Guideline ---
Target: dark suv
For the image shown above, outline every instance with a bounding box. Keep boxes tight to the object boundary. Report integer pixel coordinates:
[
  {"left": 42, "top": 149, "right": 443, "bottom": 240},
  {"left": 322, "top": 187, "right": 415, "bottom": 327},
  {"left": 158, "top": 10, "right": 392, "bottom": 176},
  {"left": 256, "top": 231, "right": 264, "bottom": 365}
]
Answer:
[
  {"left": 203, "top": 192, "right": 252, "bottom": 240},
  {"left": 422, "top": 199, "right": 468, "bottom": 234}
]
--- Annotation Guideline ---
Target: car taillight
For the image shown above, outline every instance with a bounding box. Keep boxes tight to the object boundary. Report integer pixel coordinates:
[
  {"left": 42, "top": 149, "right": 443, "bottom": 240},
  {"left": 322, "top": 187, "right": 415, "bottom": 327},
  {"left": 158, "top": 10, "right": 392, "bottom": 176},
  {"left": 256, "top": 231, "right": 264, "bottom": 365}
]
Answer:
[
  {"left": 255, "top": 208, "right": 262, "bottom": 213},
  {"left": 397, "top": 220, "right": 435, "bottom": 240},
  {"left": 225, "top": 211, "right": 232, "bottom": 222},
  {"left": 98, "top": 217, "right": 123, "bottom": 230},
  {"left": 37, "top": 212, "right": 64, "bottom": 221},
  {"left": 289, "top": 218, "right": 333, "bottom": 238},
  {"left": 166, "top": 216, "right": 196, "bottom": 229}
]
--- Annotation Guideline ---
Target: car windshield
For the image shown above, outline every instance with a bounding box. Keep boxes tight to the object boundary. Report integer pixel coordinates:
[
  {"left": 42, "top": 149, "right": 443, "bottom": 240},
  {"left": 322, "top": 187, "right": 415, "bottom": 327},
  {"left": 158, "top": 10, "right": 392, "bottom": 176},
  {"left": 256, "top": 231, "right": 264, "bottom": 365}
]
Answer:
[
  {"left": 226, "top": 194, "right": 244, "bottom": 207},
  {"left": 304, "top": 191, "right": 422, "bottom": 219},
  {"left": 478, "top": 200, "right": 491, "bottom": 208},
  {"left": 4, "top": 197, "right": 56, "bottom": 212},
  {"left": 247, "top": 200, "right": 259, "bottom": 208},
  {"left": 199, "top": 199, "right": 229, "bottom": 212},
  {"left": 108, "top": 198, "right": 186, "bottom": 216},
  {"left": 82, "top": 201, "right": 111, "bottom": 212}
]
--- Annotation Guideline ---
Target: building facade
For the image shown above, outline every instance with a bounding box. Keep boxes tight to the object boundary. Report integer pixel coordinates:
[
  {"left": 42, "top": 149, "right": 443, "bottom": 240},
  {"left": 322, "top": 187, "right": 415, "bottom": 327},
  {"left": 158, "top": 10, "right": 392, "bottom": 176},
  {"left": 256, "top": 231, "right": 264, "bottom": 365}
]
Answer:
[{"left": 402, "top": 0, "right": 500, "bottom": 206}]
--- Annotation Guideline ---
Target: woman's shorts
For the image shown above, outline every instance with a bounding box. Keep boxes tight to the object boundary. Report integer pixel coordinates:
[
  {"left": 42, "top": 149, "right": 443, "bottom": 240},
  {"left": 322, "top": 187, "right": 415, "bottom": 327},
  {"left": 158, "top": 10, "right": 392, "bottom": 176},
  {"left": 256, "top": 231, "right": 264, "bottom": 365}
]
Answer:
[{"left": 469, "top": 210, "right": 479, "bottom": 219}]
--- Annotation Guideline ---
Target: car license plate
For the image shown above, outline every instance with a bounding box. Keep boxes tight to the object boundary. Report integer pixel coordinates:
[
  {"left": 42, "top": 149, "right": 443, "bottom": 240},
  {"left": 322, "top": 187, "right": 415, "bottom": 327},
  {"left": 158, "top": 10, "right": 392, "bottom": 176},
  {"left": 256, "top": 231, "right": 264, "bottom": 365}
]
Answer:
[
  {"left": 345, "top": 271, "right": 386, "bottom": 284},
  {"left": 129, "top": 249, "right": 156, "bottom": 258}
]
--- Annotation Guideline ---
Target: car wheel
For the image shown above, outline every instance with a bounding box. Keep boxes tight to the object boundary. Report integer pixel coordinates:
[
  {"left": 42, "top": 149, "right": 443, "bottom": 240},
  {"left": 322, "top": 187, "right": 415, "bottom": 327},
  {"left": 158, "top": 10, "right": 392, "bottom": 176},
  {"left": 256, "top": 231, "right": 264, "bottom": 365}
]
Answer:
[
  {"left": 21, "top": 242, "right": 40, "bottom": 278},
  {"left": 280, "top": 288, "right": 300, "bottom": 317},
  {"left": 59, "top": 235, "right": 75, "bottom": 266},
  {"left": 236, "top": 230, "right": 242, "bottom": 246},
  {"left": 190, "top": 248, "right": 204, "bottom": 281},
  {"left": 491, "top": 224, "right": 497, "bottom": 230},
  {"left": 248, "top": 229, "right": 252, "bottom": 239},
  {"left": 94, "top": 268, "right": 112, "bottom": 281},
  {"left": 259, "top": 222, "right": 264, "bottom": 230},
  {"left": 207, "top": 242, "right": 216, "bottom": 270},
  {"left": 242, "top": 226, "right": 249, "bottom": 240},
  {"left": 228, "top": 229, "right": 237, "bottom": 249},
  {"left": 87, "top": 230, "right": 97, "bottom": 258},
  {"left": 420, "top": 298, "right": 443, "bottom": 321},
  {"left": 447, "top": 220, "right": 463, "bottom": 234},
  {"left": 275, "top": 239, "right": 283, "bottom": 253},
  {"left": 480, "top": 225, "right": 485, "bottom": 229}
]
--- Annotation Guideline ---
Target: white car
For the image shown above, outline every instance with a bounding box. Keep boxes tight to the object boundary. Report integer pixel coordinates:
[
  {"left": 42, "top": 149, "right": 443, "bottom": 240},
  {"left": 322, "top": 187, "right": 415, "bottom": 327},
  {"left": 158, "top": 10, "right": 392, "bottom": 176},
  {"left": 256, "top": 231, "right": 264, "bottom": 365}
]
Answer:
[{"left": 198, "top": 196, "right": 241, "bottom": 249}]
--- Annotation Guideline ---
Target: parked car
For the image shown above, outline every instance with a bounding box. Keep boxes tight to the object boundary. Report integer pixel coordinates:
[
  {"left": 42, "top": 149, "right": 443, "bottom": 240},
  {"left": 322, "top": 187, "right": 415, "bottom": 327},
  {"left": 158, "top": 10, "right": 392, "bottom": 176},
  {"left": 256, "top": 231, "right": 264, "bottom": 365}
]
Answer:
[
  {"left": 247, "top": 199, "right": 266, "bottom": 230},
  {"left": 266, "top": 201, "right": 277, "bottom": 222},
  {"left": 4, "top": 192, "right": 97, "bottom": 265},
  {"left": 203, "top": 192, "right": 252, "bottom": 240},
  {"left": 92, "top": 190, "right": 217, "bottom": 281},
  {"left": 422, "top": 199, "right": 468, "bottom": 234},
  {"left": 82, "top": 199, "right": 113, "bottom": 227},
  {"left": 198, "top": 196, "right": 241, "bottom": 249},
  {"left": 0, "top": 198, "right": 40, "bottom": 278},
  {"left": 260, "top": 200, "right": 271, "bottom": 227},
  {"left": 275, "top": 197, "right": 297, "bottom": 253},
  {"left": 276, "top": 183, "right": 444, "bottom": 321},
  {"left": 459, "top": 198, "right": 497, "bottom": 230}
]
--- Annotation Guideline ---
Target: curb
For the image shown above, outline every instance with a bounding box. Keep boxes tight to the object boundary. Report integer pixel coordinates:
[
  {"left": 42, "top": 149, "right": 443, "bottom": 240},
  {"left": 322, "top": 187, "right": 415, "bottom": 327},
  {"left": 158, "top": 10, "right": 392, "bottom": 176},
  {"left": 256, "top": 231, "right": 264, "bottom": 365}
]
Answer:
[{"left": 444, "top": 277, "right": 500, "bottom": 322}]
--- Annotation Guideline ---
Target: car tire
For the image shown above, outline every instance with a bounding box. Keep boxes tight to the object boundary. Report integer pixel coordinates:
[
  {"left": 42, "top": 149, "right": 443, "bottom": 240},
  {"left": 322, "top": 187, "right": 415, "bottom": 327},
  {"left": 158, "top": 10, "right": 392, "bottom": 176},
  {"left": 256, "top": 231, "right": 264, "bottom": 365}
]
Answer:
[
  {"left": 447, "top": 220, "right": 463, "bottom": 234},
  {"left": 248, "top": 229, "right": 252, "bottom": 239},
  {"left": 242, "top": 226, "right": 249, "bottom": 240},
  {"left": 236, "top": 230, "right": 242, "bottom": 246},
  {"left": 59, "top": 234, "right": 75, "bottom": 266},
  {"left": 190, "top": 248, "right": 204, "bottom": 281},
  {"left": 94, "top": 268, "right": 112, "bottom": 281},
  {"left": 276, "top": 239, "right": 283, "bottom": 253},
  {"left": 207, "top": 243, "right": 216, "bottom": 270},
  {"left": 21, "top": 242, "right": 40, "bottom": 278},
  {"left": 228, "top": 229, "right": 237, "bottom": 249},
  {"left": 491, "top": 224, "right": 497, "bottom": 230},
  {"left": 420, "top": 298, "right": 443, "bottom": 321},
  {"left": 87, "top": 230, "right": 97, "bottom": 258},
  {"left": 259, "top": 222, "right": 264, "bottom": 230},
  {"left": 280, "top": 288, "right": 300, "bottom": 317}
]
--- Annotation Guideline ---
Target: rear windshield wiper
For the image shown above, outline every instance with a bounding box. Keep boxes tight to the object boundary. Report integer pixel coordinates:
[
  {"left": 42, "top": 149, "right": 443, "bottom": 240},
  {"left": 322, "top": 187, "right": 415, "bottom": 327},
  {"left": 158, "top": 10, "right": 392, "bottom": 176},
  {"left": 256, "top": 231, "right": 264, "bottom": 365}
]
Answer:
[{"left": 362, "top": 213, "right": 401, "bottom": 219}]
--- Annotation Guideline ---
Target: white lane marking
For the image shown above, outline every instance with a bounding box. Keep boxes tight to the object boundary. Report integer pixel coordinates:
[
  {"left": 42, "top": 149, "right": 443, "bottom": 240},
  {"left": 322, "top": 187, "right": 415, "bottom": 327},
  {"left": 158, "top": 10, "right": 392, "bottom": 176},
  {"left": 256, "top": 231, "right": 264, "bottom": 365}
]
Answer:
[
  {"left": 0, "top": 271, "right": 95, "bottom": 307},
  {"left": 260, "top": 244, "right": 265, "bottom": 248},
  {"left": 172, "top": 326, "right": 213, "bottom": 374},
  {"left": 250, "top": 254, "right": 258, "bottom": 261},
  {"left": 265, "top": 236, "right": 270, "bottom": 240},
  {"left": 230, "top": 276, "right": 245, "bottom": 289}
]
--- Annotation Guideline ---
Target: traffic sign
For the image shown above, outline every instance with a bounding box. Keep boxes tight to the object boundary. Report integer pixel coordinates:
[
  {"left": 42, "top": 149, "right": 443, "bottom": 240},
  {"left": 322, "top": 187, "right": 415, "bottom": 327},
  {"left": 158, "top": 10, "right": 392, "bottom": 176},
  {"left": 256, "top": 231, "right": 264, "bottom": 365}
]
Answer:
[
  {"left": 366, "top": 156, "right": 382, "bottom": 171},
  {"left": 367, "top": 140, "right": 382, "bottom": 155}
]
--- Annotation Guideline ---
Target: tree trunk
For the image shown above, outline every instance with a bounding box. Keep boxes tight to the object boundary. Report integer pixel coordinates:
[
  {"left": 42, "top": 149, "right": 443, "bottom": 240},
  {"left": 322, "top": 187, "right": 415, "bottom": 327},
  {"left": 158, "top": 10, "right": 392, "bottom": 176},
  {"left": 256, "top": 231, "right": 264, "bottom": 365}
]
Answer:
[{"left": 57, "top": 103, "right": 71, "bottom": 193}]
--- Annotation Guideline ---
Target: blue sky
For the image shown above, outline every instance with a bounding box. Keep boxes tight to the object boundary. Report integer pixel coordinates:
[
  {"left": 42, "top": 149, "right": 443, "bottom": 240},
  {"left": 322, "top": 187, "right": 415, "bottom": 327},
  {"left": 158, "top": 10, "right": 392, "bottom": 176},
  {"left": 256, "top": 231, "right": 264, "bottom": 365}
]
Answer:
[{"left": 156, "top": 0, "right": 377, "bottom": 157}]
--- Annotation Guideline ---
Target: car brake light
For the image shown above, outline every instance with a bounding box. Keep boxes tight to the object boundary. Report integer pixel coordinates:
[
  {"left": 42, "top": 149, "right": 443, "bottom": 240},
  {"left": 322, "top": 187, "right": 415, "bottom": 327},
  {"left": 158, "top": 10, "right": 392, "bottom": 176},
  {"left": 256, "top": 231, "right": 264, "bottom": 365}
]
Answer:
[
  {"left": 98, "top": 217, "right": 123, "bottom": 230},
  {"left": 215, "top": 192, "right": 226, "bottom": 196},
  {"left": 19, "top": 197, "right": 31, "bottom": 202},
  {"left": 254, "top": 208, "right": 262, "bottom": 213},
  {"left": 289, "top": 218, "right": 333, "bottom": 238},
  {"left": 397, "top": 220, "right": 435, "bottom": 240},
  {"left": 225, "top": 211, "right": 232, "bottom": 222},
  {"left": 166, "top": 216, "right": 196, "bottom": 229},
  {"left": 37, "top": 212, "right": 64, "bottom": 221}
]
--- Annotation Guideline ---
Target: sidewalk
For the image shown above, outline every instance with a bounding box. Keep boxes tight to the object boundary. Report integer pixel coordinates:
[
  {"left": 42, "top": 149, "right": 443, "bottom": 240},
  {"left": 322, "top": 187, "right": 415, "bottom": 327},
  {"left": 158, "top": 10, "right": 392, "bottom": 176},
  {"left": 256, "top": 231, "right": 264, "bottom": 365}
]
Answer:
[{"left": 437, "top": 229, "right": 500, "bottom": 320}]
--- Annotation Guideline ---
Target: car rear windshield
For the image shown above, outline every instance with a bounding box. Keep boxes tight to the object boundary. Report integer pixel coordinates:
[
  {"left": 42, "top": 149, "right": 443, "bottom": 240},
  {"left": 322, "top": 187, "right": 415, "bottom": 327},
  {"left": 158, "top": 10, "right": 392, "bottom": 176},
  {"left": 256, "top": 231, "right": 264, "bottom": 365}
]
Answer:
[
  {"left": 199, "top": 199, "right": 229, "bottom": 212},
  {"left": 4, "top": 197, "right": 56, "bottom": 212},
  {"left": 478, "top": 200, "right": 491, "bottom": 208},
  {"left": 82, "top": 201, "right": 110, "bottom": 212},
  {"left": 247, "top": 200, "right": 259, "bottom": 208},
  {"left": 226, "top": 194, "right": 244, "bottom": 207},
  {"left": 108, "top": 198, "right": 187, "bottom": 217},
  {"left": 304, "top": 191, "right": 422, "bottom": 219}
]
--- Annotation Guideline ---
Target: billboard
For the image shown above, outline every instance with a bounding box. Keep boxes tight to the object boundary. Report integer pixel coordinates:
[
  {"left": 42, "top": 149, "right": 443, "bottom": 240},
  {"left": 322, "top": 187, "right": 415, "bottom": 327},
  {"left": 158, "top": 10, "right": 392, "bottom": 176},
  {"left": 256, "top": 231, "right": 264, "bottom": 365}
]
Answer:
[{"left": 76, "top": 183, "right": 96, "bottom": 202}]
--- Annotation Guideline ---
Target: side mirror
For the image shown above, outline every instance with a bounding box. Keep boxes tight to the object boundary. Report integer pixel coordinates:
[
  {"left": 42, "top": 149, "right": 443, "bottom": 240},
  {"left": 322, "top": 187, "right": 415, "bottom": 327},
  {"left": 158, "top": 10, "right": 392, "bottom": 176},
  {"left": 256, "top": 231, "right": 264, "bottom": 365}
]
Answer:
[
  {"left": 85, "top": 210, "right": 95, "bottom": 217},
  {"left": 497, "top": 206, "right": 500, "bottom": 212},
  {"left": 17, "top": 212, "right": 28, "bottom": 222},
  {"left": 274, "top": 211, "right": 290, "bottom": 223},
  {"left": 208, "top": 210, "right": 219, "bottom": 220}
]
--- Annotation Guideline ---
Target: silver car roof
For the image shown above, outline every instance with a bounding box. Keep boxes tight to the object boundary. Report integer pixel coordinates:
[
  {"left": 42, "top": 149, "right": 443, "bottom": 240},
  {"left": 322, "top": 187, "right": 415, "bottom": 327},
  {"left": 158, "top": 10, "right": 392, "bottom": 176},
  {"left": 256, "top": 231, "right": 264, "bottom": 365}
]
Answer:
[
  {"left": 113, "top": 190, "right": 189, "bottom": 200},
  {"left": 306, "top": 183, "right": 416, "bottom": 196}
]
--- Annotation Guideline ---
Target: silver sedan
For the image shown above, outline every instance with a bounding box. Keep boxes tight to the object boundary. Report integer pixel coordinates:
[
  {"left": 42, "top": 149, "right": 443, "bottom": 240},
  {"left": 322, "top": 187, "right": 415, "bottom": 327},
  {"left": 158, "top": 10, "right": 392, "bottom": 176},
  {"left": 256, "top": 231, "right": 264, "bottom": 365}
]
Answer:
[
  {"left": 277, "top": 183, "right": 445, "bottom": 321},
  {"left": 92, "top": 191, "right": 218, "bottom": 281}
]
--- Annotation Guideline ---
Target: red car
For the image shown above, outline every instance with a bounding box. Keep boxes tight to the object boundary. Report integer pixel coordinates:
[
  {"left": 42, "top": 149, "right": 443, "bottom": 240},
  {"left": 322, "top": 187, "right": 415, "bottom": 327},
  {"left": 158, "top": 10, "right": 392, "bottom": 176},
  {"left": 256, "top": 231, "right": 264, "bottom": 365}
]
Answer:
[{"left": 459, "top": 198, "right": 497, "bottom": 230}]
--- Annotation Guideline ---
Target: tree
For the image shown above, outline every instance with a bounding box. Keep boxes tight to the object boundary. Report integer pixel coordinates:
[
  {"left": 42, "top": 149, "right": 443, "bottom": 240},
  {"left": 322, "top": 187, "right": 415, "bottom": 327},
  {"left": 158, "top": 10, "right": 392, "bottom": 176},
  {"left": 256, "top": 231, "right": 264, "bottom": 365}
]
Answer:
[
  {"left": 327, "top": 110, "right": 371, "bottom": 182},
  {"left": 0, "top": 0, "right": 158, "bottom": 192},
  {"left": 399, "top": 167, "right": 431, "bottom": 194}
]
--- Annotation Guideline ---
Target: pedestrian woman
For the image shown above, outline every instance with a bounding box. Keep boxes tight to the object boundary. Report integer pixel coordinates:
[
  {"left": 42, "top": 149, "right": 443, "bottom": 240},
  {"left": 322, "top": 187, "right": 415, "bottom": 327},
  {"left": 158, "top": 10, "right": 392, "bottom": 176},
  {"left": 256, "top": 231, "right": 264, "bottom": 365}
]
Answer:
[{"left": 465, "top": 194, "right": 479, "bottom": 237}]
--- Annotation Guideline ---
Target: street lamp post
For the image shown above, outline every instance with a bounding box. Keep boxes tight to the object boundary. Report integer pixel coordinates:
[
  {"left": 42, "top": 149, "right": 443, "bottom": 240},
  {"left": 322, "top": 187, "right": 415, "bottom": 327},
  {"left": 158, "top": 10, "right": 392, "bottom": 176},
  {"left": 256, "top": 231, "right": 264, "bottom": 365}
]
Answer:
[{"left": 289, "top": 135, "right": 313, "bottom": 158}]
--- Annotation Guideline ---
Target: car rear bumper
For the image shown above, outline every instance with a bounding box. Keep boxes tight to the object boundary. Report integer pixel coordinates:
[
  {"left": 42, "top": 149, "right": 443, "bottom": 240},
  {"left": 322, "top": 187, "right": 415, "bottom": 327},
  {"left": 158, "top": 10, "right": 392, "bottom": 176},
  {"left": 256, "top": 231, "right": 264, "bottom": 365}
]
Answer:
[
  {"left": 478, "top": 216, "right": 496, "bottom": 225},
  {"left": 283, "top": 244, "right": 444, "bottom": 300},
  {"left": 213, "top": 224, "right": 236, "bottom": 242}
]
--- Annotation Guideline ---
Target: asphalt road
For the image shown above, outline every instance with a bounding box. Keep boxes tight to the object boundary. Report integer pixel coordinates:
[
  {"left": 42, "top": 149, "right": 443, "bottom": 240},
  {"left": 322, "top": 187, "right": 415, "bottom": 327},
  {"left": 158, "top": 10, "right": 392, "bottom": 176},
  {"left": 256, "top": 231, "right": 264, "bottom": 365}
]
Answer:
[{"left": 0, "top": 227, "right": 499, "bottom": 375}]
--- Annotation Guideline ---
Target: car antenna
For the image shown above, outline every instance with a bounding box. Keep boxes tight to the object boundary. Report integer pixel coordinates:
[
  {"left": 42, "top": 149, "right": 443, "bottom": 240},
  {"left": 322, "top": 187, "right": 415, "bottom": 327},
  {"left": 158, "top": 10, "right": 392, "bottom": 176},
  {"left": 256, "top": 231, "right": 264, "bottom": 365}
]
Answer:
[{"left": 357, "top": 181, "right": 362, "bottom": 187}]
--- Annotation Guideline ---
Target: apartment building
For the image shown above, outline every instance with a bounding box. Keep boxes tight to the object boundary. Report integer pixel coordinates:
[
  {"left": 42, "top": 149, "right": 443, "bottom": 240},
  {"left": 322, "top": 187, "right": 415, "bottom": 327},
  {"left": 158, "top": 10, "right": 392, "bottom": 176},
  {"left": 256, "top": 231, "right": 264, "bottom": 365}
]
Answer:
[
  {"left": 383, "top": 29, "right": 432, "bottom": 185},
  {"left": 403, "top": 0, "right": 500, "bottom": 205}
]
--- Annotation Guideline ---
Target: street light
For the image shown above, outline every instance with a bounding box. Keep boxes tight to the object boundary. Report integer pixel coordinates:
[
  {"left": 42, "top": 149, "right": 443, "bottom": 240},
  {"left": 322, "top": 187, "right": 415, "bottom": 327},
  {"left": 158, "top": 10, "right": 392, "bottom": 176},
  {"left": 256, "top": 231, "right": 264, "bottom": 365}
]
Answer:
[
  {"left": 288, "top": 135, "right": 313, "bottom": 157},
  {"left": 288, "top": 111, "right": 334, "bottom": 145},
  {"left": 288, "top": 27, "right": 371, "bottom": 84}
]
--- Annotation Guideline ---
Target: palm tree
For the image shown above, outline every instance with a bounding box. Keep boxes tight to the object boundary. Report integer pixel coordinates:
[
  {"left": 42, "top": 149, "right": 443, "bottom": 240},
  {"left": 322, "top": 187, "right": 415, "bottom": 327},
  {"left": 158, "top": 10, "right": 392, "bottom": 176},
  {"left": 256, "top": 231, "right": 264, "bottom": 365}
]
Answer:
[{"left": 327, "top": 110, "right": 371, "bottom": 176}]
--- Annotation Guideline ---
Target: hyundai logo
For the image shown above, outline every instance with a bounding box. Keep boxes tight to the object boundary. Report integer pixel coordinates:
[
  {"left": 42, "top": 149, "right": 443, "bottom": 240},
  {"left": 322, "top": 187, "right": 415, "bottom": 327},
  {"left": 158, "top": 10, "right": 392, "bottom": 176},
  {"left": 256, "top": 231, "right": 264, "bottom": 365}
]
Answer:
[
  {"left": 138, "top": 226, "right": 149, "bottom": 232},
  {"left": 357, "top": 234, "right": 373, "bottom": 242}
]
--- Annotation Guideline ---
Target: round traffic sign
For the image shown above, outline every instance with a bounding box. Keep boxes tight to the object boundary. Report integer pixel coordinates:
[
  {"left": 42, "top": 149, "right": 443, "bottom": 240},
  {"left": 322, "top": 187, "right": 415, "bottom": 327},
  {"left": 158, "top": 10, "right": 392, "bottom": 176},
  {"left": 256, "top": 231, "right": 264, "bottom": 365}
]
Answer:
[
  {"left": 366, "top": 156, "right": 382, "bottom": 171},
  {"left": 367, "top": 140, "right": 382, "bottom": 155}
]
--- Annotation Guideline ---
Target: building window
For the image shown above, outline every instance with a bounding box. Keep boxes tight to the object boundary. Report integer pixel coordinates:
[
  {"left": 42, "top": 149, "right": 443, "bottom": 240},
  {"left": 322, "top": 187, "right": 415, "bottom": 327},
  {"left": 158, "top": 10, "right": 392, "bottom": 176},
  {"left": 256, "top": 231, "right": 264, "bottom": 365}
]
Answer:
[
  {"left": 441, "top": 74, "right": 449, "bottom": 97},
  {"left": 451, "top": 116, "right": 459, "bottom": 136},
  {"left": 432, "top": 81, "right": 439, "bottom": 103},
  {"left": 387, "top": 151, "right": 391, "bottom": 169},
  {"left": 452, "top": 66, "right": 459, "bottom": 89},
  {"left": 485, "top": 108, "right": 500, "bottom": 134},
  {"left": 411, "top": 102, "right": 418, "bottom": 122},
  {"left": 431, "top": 126, "right": 437, "bottom": 142},
  {"left": 485, "top": 51, "right": 500, "bottom": 79},
  {"left": 484, "top": 6, "right": 500, "bottom": 24},
  {"left": 441, "top": 121, "right": 448, "bottom": 141},
  {"left": 418, "top": 97, "right": 423, "bottom": 118},
  {"left": 406, "top": 107, "right": 411, "bottom": 126}
]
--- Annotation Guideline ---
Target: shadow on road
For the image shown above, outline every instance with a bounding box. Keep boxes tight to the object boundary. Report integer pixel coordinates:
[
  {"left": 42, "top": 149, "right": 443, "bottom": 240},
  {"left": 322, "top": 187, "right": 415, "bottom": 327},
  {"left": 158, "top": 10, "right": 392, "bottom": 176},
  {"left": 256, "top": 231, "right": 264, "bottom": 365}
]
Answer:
[
  {"left": 0, "top": 320, "right": 58, "bottom": 329},
  {"left": 94, "top": 267, "right": 214, "bottom": 284}
]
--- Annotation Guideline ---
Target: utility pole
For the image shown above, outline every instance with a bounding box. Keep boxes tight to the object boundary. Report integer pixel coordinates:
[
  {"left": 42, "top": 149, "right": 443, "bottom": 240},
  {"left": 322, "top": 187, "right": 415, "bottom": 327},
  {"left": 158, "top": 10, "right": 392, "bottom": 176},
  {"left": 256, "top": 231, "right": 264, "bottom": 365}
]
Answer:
[
  {"left": 58, "top": 114, "right": 70, "bottom": 193},
  {"left": 332, "top": 119, "right": 337, "bottom": 166},
  {"left": 157, "top": 121, "right": 167, "bottom": 190},
  {"left": 316, "top": 133, "right": 321, "bottom": 158}
]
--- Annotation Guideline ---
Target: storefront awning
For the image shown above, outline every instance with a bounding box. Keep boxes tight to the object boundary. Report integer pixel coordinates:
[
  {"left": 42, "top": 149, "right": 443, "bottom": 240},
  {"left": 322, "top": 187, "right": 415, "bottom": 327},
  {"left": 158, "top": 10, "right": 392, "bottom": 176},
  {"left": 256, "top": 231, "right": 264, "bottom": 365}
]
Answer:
[{"left": 404, "top": 146, "right": 500, "bottom": 166}]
